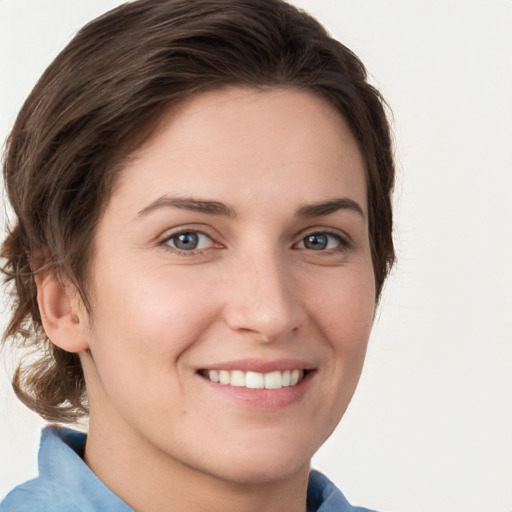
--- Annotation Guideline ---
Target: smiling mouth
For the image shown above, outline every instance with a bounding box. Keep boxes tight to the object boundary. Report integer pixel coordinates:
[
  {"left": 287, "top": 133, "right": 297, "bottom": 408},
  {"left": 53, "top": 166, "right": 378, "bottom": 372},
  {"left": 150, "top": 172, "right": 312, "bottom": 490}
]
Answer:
[{"left": 199, "top": 369, "right": 307, "bottom": 390}]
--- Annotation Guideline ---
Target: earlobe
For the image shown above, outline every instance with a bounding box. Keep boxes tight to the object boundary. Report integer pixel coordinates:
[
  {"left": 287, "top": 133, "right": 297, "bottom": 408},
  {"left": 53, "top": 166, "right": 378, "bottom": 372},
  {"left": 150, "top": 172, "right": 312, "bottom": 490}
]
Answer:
[{"left": 34, "top": 270, "right": 90, "bottom": 353}]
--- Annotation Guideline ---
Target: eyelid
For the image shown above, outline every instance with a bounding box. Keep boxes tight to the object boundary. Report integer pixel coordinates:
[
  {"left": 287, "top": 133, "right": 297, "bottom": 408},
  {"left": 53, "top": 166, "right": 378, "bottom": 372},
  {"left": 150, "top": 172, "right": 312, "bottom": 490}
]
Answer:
[
  {"left": 168, "top": 231, "right": 212, "bottom": 249},
  {"left": 293, "top": 228, "right": 352, "bottom": 251},
  {"left": 157, "top": 226, "right": 223, "bottom": 255}
]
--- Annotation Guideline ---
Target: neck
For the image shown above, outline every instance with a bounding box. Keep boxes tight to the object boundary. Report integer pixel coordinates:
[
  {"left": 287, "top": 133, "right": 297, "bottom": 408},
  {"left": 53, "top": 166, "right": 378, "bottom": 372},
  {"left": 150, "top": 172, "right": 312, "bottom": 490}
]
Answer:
[{"left": 84, "top": 399, "right": 310, "bottom": 512}]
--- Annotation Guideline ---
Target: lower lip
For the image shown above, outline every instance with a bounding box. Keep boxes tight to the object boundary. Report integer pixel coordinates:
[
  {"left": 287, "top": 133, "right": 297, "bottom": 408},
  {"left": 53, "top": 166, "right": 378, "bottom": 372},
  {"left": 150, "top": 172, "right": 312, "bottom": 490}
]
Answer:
[{"left": 198, "top": 371, "right": 314, "bottom": 409}]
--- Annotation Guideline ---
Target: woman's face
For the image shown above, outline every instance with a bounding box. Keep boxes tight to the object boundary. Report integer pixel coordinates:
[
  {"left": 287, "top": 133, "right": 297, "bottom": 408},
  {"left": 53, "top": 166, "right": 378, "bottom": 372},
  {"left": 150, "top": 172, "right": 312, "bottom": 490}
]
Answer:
[{"left": 80, "top": 87, "right": 376, "bottom": 484}]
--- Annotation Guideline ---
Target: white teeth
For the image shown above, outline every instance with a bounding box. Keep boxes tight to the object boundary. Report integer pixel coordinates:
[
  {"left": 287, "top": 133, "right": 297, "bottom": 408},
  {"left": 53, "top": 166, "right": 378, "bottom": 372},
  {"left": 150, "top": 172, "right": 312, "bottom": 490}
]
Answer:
[
  {"left": 230, "top": 370, "right": 246, "bottom": 387},
  {"left": 206, "top": 369, "right": 305, "bottom": 389},
  {"left": 209, "top": 370, "right": 220, "bottom": 383},
  {"left": 219, "top": 370, "right": 230, "bottom": 385},
  {"left": 245, "top": 371, "right": 264, "bottom": 389},
  {"left": 264, "top": 371, "right": 283, "bottom": 389}
]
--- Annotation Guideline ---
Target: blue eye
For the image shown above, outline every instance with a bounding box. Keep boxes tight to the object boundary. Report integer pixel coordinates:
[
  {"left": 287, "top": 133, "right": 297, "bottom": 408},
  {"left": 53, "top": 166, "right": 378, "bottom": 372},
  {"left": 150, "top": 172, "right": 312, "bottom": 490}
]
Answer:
[
  {"left": 165, "top": 231, "right": 213, "bottom": 251},
  {"left": 297, "top": 232, "right": 344, "bottom": 251}
]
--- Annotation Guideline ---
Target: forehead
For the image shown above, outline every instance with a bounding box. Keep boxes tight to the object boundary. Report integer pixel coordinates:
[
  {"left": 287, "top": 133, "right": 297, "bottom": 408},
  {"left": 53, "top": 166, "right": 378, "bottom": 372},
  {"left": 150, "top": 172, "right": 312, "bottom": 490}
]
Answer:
[{"left": 109, "top": 86, "right": 367, "bottom": 218}]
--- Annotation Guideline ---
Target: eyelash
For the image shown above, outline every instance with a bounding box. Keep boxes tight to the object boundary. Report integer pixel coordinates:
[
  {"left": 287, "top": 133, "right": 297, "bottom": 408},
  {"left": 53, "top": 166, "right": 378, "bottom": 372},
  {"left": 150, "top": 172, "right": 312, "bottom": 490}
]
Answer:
[
  {"left": 158, "top": 228, "right": 351, "bottom": 256},
  {"left": 294, "top": 230, "right": 351, "bottom": 253},
  {"left": 159, "top": 229, "right": 218, "bottom": 256}
]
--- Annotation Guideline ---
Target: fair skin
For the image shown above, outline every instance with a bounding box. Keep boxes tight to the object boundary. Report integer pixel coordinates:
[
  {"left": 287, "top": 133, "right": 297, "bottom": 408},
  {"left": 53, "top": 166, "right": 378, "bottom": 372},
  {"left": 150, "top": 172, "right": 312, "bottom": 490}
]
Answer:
[{"left": 37, "top": 87, "right": 375, "bottom": 512}]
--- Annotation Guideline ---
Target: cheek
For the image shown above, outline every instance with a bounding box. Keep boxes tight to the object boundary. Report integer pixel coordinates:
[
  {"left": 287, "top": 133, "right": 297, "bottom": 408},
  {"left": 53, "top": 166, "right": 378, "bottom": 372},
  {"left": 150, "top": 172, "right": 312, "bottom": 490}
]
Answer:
[
  {"left": 93, "top": 261, "right": 218, "bottom": 337},
  {"left": 300, "top": 265, "right": 375, "bottom": 444},
  {"left": 311, "top": 264, "right": 375, "bottom": 347},
  {"left": 311, "top": 263, "right": 376, "bottom": 409},
  {"left": 85, "top": 266, "right": 221, "bottom": 396}
]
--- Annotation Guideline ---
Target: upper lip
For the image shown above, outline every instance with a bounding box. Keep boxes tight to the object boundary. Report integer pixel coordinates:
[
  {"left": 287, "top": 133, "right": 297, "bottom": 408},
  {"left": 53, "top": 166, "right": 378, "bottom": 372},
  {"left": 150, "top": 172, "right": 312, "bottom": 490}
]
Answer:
[{"left": 197, "top": 358, "right": 316, "bottom": 373}]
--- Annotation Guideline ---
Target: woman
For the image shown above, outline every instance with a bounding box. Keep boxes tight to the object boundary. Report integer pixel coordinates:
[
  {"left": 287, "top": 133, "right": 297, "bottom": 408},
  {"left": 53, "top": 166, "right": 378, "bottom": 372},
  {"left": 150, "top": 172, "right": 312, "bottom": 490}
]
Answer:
[{"left": 0, "top": 0, "right": 394, "bottom": 510}]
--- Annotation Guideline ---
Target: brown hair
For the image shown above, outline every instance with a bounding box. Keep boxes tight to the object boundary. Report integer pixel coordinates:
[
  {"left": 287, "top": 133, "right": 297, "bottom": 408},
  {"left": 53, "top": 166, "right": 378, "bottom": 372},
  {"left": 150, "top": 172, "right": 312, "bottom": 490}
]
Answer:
[{"left": 2, "top": 0, "right": 395, "bottom": 423}]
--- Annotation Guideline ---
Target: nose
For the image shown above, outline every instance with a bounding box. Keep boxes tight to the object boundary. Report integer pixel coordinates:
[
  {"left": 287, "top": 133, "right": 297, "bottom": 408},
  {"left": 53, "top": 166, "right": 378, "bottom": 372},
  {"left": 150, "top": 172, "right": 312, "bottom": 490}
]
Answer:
[{"left": 223, "top": 248, "right": 305, "bottom": 342}]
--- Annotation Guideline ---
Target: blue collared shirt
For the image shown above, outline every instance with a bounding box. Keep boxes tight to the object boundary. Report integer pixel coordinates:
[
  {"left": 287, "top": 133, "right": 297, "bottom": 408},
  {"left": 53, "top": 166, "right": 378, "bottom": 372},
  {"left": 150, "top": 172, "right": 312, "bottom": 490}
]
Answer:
[{"left": 1, "top": 426, "right": 376, "bottom": 511}]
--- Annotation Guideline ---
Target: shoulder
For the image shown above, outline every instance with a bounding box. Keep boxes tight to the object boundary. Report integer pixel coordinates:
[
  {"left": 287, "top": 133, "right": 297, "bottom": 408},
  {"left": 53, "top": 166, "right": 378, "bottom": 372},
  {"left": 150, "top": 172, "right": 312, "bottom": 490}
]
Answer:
[
  {"left": 0, "top": 427, "right": 86, "bottom": 512},
  {"left": 1, "top": 426, "right": 132, "bottom": 512},
  {"left": 0, "top": 478, "right": 66, "bottom": 512},
  {"left": 308, "top": 470, "right": 379, "bottom": 512}
]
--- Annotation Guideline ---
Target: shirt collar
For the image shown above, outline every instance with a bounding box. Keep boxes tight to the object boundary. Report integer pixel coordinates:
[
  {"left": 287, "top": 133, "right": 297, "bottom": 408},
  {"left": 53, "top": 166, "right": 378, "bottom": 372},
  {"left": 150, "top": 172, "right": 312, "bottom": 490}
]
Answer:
[
  {"left": 40, "top": 426, "right": 373, "bottom": 512},
  {"left": 39, "top": 426, "right": 132, "bottom": 512}
]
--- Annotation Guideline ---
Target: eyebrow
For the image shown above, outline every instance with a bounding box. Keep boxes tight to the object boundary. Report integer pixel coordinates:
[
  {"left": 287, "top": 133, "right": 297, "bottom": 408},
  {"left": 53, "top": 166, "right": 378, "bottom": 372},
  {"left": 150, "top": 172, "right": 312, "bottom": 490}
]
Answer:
[
  {"left": 136, "top": 195, "right": 364, "bottom": 220},
  {"left": 295, "top": 198, "right": 365, "bottom": 219},
  {"left": 137, "top": 196, "right": 236, "bottom": 218}
]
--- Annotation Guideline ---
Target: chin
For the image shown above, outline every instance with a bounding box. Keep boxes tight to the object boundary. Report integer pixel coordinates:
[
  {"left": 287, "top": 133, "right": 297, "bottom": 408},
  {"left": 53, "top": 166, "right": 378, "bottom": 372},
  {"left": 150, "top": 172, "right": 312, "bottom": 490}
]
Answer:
[
  {"left": 198, "top": 437, "right": 317, "bottom": 485},
  {"left": 213, "top": 457, "right": 310, "bottom": 486}
]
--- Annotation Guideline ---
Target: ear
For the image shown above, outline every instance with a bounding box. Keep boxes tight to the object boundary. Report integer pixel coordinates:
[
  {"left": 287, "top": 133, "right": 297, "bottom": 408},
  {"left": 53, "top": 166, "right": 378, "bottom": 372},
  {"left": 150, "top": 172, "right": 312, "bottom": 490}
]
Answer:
[{"left": 34, "top": 269, "right": 90, "bottom": 353}]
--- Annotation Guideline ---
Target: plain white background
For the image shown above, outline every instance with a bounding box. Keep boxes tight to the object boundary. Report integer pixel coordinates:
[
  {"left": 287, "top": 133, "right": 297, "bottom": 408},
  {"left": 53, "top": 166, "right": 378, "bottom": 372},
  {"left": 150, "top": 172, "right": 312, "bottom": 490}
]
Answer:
[{"left": 1, "top": 1, "right": 511, "bottom": 511}]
